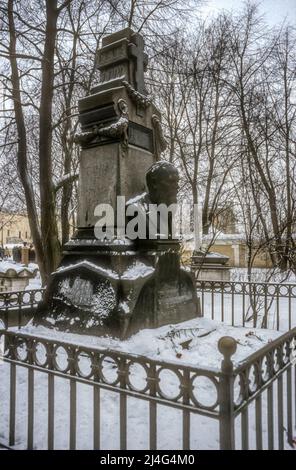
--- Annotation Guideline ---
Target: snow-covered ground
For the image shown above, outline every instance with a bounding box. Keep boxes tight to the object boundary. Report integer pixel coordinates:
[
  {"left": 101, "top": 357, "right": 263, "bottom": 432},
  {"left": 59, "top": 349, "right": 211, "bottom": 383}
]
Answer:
[
  {"left": 18, "top": 317, "right": 281, "bottom": 368},
  {"left": 1, "top": 318, "right": 293, "bottom": 450}
]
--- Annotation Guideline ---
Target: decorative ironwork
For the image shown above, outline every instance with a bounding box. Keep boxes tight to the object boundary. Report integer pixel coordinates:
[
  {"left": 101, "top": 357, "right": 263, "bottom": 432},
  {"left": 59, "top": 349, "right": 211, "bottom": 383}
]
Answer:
[
  {"left": 0, "top": 288, "right": 45, "bottom": 310},
  {"left": 0, "top": 288, "right": 45, "bottom": 329},
  {"left": 0, "top": 328, "right": 222, "bottom": 416},
  {"left": 233, "top": 329, "right": 296, "bottom": 413},
  {"left": 0, "top": 327, "right": 295, "bottom": 450},
  {"left": 197, "top": 280, "right": 296, "bottom": 330},
  {"left": 196, "top": 280, "right": 296, "bottom": 298}
]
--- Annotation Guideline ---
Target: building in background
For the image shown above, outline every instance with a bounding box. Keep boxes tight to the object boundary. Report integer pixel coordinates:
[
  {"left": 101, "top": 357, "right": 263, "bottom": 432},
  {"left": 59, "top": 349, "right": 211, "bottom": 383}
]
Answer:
[
  {"left": 0, "top": 211, "right": 32, "bottom": 246},
  {"left": 202, "top": 233, "right": 273, "bottom": 269},
  {"left": 212, "top": 206, "right": 237, "bottom": 235},
  {"left": 0, "top": 261, "right": 38, "bottom": 292}
]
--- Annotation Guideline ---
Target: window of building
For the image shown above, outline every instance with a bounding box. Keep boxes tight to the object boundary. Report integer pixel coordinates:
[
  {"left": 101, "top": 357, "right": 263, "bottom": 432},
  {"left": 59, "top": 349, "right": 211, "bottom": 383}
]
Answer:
[
  {"left": 7, "top": 230, "right": 10, "bottom": 236},
  {"left": 19, "top": 231, "right": 21, "bottom": 238}
]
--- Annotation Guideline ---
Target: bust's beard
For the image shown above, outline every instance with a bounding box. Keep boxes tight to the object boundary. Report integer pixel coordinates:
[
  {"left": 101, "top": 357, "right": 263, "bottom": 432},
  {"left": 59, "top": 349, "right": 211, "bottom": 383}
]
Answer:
[
  {"left": 163, "top": 195, "right": 177, "bottom": 206},
  {"left": 151, "top": 190, "right": 177, "bottom": 206}
]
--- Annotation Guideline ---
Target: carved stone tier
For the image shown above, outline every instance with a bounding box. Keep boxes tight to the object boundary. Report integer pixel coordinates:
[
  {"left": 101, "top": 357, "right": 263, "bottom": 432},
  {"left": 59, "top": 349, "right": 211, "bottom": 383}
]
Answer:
[
  {"left": 74, "top": 29, "right": 166, "bottom": 229},
  {"left": 36, "top": 238, "right": 199, "bottom": 339},
  {"left": 96, "top": 27, "right": 148, "bottom": 95}
]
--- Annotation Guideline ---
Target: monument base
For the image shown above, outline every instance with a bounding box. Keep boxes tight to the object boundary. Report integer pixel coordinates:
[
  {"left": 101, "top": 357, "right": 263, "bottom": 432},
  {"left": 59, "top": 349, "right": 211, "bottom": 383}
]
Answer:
[
  {"left": 34, "top": 232, "right": 200, "bottom": 339},
  {"left": 191, "top": 250, "right": 231, "bottom": 281}
]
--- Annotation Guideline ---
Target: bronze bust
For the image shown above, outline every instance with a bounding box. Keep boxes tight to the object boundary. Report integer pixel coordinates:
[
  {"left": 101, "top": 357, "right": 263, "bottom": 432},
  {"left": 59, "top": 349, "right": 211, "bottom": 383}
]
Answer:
[{"left": 126, "top": 161, "right": 180, "bottom": 240}]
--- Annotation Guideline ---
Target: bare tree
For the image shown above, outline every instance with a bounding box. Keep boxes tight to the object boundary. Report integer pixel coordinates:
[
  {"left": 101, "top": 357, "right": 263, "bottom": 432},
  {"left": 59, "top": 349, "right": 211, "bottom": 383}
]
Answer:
[{"left": 0, "top": 0, "right": 197, "bottom": 282}]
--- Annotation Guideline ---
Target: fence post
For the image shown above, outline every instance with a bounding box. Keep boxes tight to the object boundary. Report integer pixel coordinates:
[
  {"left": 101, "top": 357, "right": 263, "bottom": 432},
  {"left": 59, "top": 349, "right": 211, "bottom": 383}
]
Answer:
[{"left": 218, "top": 336, "right": 237, "bottom": 450}]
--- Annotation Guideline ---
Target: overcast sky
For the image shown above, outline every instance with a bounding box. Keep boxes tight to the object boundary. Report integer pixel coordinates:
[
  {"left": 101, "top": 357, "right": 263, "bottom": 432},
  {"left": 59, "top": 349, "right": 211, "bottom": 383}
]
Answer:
[{"left": 201, "top": 0, "right": 296, "bottom": 25}]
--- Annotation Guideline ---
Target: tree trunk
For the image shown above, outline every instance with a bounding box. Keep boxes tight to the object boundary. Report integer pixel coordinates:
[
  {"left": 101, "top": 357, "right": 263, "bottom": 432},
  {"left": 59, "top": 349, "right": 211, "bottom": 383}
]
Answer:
[
  {"left": 283, "top": 49, "right": 292, "bottom": 271},
  {"left": 240, "top": 92, "right": 284, "bottom": 269},
  {"left": 59, "top": 13, "right": 78, "bottom": 246},
  {"left": 202, "top": 157, "right": 214, "bottom": 235},
  {"left": 39, "top": 0, "right": 61, "bottom": 280},
  {"left": 7, "top": 0, "right": 47, "bottom": 283},
  {"left": 61, "top": 151, "right": 73, "bottom": 245}
]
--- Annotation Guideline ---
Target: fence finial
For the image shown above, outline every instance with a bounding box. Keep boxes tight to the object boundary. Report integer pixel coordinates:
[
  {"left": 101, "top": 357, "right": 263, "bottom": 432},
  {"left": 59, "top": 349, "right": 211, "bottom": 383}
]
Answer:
[
  {"left": 218, "top": 336, "right": 237, "bottom": 450},
  {"left": 218, "top": 336, "right": 237, "bottom": 373}
]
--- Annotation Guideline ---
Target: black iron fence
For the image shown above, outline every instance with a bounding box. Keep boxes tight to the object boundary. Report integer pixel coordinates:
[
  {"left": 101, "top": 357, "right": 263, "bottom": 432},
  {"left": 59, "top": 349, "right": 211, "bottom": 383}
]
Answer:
[
  {"left": 231, "top": 328, "right": 296, "bottom": 449},
  {"left": 197, "top": 280, "right": 296, "bottom": 331},
  {"left": 0, "top": 328, "right": 295, "bottom": 450},
  {"left": 0, "top": 289, "right": 45, "bottom": 329},
  {"left": 1, "top": 282, "right": 296, "bottom": 332}
]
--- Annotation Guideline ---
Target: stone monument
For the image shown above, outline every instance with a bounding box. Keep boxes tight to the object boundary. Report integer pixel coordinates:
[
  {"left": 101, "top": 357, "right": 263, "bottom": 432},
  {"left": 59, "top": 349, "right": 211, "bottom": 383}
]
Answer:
[
  {"left": 34, "top": 28, "right": 200, "bottom": 338},
  {"left": 191, "top": 250, "right": 231, "bottom": 281}
]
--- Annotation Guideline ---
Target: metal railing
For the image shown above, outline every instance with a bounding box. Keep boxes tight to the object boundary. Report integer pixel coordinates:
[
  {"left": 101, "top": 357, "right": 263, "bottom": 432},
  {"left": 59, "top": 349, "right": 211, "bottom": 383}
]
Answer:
[
  {"left": 0, "top": 328, "right": 295, "bottom": 450},
  {"left": 0, "top": 289, "right": 45, "bottom": 329},
  {"left": 1, "top": 282, "right": 296, "bottom": 332},
  {"left": 196, "top": 280, "right": 296, "bottom": 331},
  {"left": 228, "top": 329, "right": 296, "bottom": 449}
]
